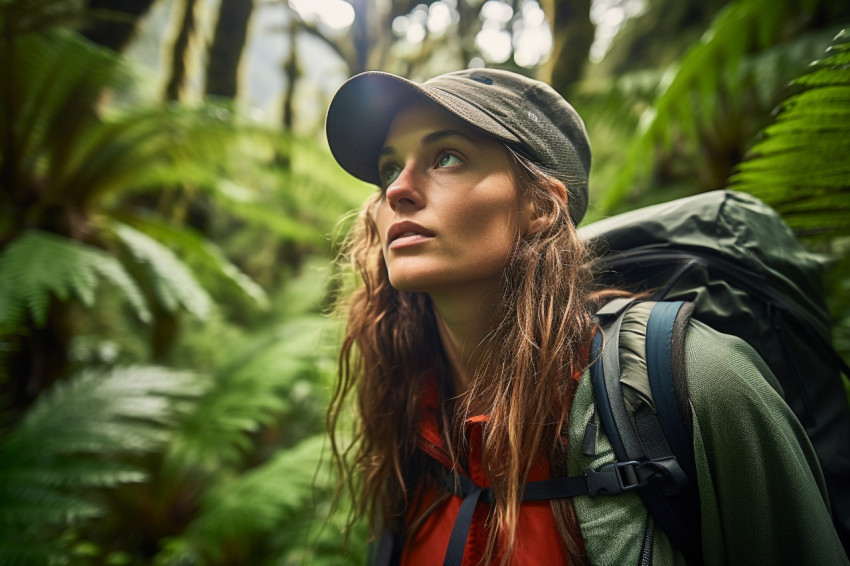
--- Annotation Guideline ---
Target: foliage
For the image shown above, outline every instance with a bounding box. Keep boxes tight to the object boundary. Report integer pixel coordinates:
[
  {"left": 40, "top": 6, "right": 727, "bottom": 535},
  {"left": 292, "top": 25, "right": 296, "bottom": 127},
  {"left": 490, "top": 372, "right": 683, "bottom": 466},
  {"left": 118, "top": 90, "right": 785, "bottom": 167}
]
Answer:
[
  {"left": 0, "top": 12, "right": 369, "bottom": 565},
  {"left": 0, "top": 230, "right": 151, "bottom": 330},
  {"left": 730, "top": 30, "right": 850, "bottom": 240},
  {"left": 158, "top": 435, "right": 367, "bottom": 566},
  {"left": 0, "top": 29, "right": 268, "bottom": 320},
  {"left": 164, "top": 260, "right": 336, "bottom": 475},
  {"left": 0, "top": 365, "right": 204, "bottom": 564},
  {"left": 592, "top": 0, "right": 845, "bottom": 213},
  {"left": 112, "top": 222, "right": 211, "bottom": 319}
]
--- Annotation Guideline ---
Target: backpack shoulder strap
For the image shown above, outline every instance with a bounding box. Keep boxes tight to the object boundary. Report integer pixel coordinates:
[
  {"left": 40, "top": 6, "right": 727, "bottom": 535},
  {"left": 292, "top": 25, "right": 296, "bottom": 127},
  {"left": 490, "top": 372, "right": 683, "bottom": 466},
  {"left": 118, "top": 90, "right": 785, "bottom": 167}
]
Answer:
[
  {"left": 591, "top": 299, "right": 703, "bottom": 564},
  {"left": 646, "top": 300, "right": 698, "bottom": 482}
]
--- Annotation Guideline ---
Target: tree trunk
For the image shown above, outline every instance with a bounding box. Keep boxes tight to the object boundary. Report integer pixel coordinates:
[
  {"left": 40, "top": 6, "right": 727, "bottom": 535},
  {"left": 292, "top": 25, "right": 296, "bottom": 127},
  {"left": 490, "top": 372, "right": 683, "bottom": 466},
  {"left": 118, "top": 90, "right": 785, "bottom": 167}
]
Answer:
[
  {"left": 540, "top": 0, "right": 594, "bottom": 94},
  {"left": 281, "top": 15, "right": 298, "bottom": 132},
  {"left": 3, "top": 300, "right": 74, "bottom": 422},
  {"left": 204, "top": 0, "right": 254, "bottom": 98},
  {"left": 349, "top": 0, "right": 373, "bottom": 73},
  {"left": 81, "top": 0, "right": 158, "bottom": 52},
  {"left": 164, "top": 0, "right": 199, "bottom": 102}
]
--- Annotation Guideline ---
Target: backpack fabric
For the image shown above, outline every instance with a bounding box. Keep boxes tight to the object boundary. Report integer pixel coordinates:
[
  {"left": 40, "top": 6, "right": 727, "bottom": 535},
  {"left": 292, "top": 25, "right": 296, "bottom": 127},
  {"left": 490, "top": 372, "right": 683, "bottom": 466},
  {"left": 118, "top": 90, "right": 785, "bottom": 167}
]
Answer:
[{"left": 577, "top": 189, "right": 850, "bottom": 556}]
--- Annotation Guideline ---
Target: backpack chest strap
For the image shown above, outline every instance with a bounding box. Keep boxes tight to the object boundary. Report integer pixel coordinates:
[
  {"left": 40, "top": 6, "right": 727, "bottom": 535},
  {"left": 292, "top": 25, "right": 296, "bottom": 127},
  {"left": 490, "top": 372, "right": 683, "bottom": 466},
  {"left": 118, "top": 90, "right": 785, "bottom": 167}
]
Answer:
[{"left": 438, "top": 461, "right": 674, "bottom": 566}]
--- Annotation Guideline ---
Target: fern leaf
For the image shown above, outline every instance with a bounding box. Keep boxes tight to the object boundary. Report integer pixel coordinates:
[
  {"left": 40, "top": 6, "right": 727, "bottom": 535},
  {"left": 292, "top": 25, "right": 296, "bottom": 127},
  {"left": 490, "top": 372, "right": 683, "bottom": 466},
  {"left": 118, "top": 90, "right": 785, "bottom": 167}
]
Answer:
[
  {"left": 115, "top": 215, "right": 269, "bottom": 310},
  {"left": 598, "top": 0, "right": 837, "bottom": 212},
  {"left": 111, "top": 222, "right": 212, "bottom": 318},
  {"left": 0, "top": 365, "right": 204, "bottom": 563},
  {"left": 65, "top": 105, "right": 255, "bottom": 206},
  {"left": 165, "top": 313, "right": 331, "bottom": 473},
  {"left": 164, "top": 434, "right": 334, "bottom": 562},
  {"left": 164, "top": 261, "right": 335, "bottom": 475},
  {"left": 731, "top": 30, "right": 850, "bottom": 239},
  {"left": 0, "top": 230, "right": 150, "bottom": 327}
]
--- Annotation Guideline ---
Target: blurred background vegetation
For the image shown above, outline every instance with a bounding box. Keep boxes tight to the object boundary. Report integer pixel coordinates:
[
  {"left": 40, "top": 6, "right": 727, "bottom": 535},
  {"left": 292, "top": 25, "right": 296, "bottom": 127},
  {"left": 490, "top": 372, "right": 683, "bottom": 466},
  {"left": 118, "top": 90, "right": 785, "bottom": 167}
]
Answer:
[{"left": 0, "top": 0, "right": 848, "bottom": 564}]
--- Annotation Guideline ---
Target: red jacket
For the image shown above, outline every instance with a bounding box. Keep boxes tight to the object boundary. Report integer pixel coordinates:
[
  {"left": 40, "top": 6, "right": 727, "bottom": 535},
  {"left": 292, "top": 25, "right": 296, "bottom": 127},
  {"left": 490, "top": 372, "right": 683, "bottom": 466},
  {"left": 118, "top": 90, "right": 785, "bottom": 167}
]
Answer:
[{"left": 399, "top": 377, "right": 578, "bottom": 565}]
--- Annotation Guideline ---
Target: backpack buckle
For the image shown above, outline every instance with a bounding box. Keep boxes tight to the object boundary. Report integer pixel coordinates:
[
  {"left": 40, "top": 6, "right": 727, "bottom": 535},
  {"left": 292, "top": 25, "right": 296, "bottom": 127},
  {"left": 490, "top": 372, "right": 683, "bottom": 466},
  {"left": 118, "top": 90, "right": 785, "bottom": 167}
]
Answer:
[{"left": 584, "top": 461, "right": 648, "bottom": 496}]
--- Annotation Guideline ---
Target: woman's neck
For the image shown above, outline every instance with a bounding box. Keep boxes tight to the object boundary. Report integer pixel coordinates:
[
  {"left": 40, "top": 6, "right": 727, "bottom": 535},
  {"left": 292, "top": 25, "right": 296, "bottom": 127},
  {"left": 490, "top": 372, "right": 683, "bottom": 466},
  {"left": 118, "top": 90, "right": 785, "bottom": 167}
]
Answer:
[{"left": 430, "top": 284, "right": 500, "bottom": 395}]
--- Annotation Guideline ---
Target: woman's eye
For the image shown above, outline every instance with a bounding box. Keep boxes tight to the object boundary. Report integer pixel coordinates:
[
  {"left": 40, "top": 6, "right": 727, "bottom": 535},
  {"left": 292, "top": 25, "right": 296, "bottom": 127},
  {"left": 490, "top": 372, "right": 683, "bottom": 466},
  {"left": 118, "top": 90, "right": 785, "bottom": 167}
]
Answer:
[
  {"left": 437, "top": 152, "right": 461, "bottom": 168},
  {"left": 380, "top": 165, "right": 400, "bottom": 187}
]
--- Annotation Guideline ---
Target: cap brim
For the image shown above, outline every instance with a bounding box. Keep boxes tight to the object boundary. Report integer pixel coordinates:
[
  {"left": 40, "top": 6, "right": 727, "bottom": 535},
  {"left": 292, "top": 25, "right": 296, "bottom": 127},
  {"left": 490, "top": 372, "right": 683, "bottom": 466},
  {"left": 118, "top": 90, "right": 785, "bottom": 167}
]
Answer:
[{"left": 326, "top": 72, "right": 521, "bottom": 186}]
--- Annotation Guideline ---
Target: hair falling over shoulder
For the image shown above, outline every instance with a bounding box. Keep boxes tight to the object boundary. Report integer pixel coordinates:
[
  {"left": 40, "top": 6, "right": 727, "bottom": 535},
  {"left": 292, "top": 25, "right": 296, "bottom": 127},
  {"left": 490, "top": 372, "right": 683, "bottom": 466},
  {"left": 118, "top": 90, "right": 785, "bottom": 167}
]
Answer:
[{"left": 328, "top": 149, "right": 596, "bottom": 566}]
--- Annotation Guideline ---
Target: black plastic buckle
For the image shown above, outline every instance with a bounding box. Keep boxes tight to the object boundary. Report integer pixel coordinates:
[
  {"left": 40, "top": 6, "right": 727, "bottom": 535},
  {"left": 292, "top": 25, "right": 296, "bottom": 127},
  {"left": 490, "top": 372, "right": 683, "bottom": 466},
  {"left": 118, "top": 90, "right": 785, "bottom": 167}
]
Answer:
[{"left": 584, "top": 461, "right": 647, "bottom": 496}]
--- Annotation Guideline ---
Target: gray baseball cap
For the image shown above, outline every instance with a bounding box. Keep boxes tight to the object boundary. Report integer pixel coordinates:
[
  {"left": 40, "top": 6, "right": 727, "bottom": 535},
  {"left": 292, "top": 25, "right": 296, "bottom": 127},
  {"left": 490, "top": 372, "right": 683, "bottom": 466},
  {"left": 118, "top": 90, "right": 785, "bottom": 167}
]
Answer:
[{"left": 325, "top": 68, "right": 591, "bottom": 225}]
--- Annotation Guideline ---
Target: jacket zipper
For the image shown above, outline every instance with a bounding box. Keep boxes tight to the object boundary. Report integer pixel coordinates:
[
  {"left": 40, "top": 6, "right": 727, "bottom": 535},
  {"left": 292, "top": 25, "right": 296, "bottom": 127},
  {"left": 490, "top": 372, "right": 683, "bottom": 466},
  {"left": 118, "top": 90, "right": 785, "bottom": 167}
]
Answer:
[{"left": 639, "top": 515, "right": 655, "bottom": 566}]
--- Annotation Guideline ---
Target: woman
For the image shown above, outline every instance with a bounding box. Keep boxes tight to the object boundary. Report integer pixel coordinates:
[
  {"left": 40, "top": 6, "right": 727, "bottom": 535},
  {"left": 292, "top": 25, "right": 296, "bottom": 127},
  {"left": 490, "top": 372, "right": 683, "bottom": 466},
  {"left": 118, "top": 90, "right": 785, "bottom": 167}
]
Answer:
[{"left": 324, "top": 68, "right": 847, "bottom": 565}]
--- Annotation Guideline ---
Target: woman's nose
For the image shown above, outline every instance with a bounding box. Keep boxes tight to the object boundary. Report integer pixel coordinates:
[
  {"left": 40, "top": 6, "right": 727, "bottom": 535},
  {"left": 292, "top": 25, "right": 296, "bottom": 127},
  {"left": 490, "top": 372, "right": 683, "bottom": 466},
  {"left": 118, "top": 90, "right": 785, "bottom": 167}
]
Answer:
[{"left": 385, "top": 167, "right": 425, "bottom": 212}]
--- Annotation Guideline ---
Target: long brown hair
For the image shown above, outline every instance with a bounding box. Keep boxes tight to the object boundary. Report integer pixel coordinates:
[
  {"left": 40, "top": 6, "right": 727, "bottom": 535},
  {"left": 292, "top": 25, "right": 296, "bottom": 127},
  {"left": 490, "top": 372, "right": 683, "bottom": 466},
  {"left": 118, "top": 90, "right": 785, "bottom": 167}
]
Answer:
[{"left": 328, "top": 145, "right": 596, "bottom": 565}]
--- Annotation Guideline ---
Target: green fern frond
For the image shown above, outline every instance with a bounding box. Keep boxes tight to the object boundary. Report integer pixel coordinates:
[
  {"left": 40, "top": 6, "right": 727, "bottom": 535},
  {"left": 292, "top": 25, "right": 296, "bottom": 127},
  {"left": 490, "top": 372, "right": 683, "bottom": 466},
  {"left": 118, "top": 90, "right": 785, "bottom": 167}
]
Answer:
[
  {"left": 275, "top": 257, "right": 334, "bottom": 318},
  {"left": 111, "top": 222, "right": 211, "bottom": 318},
  {"left": 0, "top": 230, "right": 150, "bottom": 328},
  {"left": 1, "top": 30, "right": 276, "bottom": 217},
  {"left": 597, "top": 0, "right": 840, "bottom": 212},
  {"left": 0, "top": 365, "right": 204, "bottom": 563},
  {"left": 165, "top": 434, "right": 334, "bottom": 563},
  {"left": 165, "top": 263, "right": 335, "bottom": 474},
  {"left": 68, "top": 105, "right": 263, "bottom": 206},
  {"left": 218, "top": 194, "right": 326, "bottom": 244},
  {"left": 120, "top": 215, "right": 269, "bottom": 310},
  {"left": 731, "top": 30, "right": 850, "bottom": 239},
  {"left": 165, "top": 313, "right": 332, "bottom": 473},
  {"left": 8, "top": 366, "right": 204, "bottom": 451},
  {"left": 2, "top": 31, "right": 133, "bottom": 189}
]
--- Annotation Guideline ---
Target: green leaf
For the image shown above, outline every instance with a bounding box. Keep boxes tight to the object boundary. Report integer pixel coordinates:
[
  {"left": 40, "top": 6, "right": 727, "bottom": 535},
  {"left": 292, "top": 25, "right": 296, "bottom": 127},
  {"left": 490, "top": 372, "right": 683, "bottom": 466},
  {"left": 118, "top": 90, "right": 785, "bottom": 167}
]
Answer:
[
  {"left": 0, "top": 230, "right": 150, "bottom": 328},
  {"left": 166, "top": 434, "right": 356, "bottom": 563},
  {"left": 112, "top": 222, "right": 212, "bottom": 318},
  {"left": 117, "top": 215, "right": 269, "bottom": 310},
  {"left": 731, "top": 31, "right": 850, "bottom": 240},
  {"left": 597, "top": 0, "right": 839, "bottom": 209},
  {"left": 0, "top": 365, "right": 205, "bottom": 563}
]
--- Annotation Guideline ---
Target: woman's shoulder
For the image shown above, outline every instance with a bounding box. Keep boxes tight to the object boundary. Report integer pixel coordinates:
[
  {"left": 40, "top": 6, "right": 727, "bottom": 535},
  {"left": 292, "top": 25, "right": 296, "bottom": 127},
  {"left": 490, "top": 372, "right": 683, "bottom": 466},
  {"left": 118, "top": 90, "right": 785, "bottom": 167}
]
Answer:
[{"left": 680, "top": 317, "right": 784, "bottom": 406}]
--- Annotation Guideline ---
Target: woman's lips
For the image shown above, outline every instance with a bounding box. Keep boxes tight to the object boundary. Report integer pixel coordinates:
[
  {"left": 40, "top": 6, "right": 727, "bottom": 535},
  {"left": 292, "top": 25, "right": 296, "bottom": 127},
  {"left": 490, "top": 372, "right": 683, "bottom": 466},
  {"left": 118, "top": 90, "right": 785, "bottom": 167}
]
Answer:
[
  {"left": 387, "top": 221, "right": 434, "bottom": 250},
  {"left": 389, "top": 232, "right": 433, "bottom": 249}
]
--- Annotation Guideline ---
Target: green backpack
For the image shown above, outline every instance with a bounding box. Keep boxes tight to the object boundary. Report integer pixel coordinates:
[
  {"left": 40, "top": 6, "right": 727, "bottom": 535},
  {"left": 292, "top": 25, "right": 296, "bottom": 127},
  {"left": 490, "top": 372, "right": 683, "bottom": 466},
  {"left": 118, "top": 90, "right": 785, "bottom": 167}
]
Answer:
[{"left": 578, "top": 189, "right": 850, "bottom": 561}]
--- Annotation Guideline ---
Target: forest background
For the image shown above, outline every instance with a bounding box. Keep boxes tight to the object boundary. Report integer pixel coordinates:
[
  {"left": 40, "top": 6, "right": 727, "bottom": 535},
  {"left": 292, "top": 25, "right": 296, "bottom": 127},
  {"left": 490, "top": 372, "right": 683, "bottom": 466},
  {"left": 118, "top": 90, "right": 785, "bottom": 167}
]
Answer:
[{"left": 1, "top": 0, "right": 849, "bottom": 564}]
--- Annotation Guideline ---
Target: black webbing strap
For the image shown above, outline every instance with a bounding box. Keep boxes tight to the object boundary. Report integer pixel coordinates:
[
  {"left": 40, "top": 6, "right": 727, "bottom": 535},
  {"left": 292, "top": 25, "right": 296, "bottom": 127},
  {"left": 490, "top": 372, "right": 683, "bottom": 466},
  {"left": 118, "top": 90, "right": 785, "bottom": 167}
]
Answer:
[
  {"left": 443, "top": 481, "right": 488, "bottom": 566},
  {"left": 373, "top": 529, "right": 398, "bottom": 566},
  {"left": 439, "top": 460, "right": 674, "bottom": 566}
]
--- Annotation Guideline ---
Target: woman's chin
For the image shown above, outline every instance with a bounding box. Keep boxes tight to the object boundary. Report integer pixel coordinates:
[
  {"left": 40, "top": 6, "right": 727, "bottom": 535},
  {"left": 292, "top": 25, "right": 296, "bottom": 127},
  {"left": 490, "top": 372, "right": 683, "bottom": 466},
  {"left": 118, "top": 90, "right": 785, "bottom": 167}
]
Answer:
[
  {"left": 387, "top": 267, "right": 445, "bottom": 294},
  {"left": 387, "top": 276, "right": 430, "bottom": 294}
]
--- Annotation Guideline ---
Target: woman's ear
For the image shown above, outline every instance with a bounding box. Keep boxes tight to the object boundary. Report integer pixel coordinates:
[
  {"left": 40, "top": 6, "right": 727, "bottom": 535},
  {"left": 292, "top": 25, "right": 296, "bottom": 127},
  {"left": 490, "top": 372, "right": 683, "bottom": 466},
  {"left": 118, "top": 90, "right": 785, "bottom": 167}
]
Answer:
[{"left": 524, "top": 179, "right": 568, "bottom": 236}]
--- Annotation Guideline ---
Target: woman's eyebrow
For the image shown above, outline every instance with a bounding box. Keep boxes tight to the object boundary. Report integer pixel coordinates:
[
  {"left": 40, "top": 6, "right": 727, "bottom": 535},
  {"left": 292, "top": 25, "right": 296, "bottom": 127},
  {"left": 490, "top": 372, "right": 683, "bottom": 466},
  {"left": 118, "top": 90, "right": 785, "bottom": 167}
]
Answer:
[
  {"left": 379, "top": 129, "right": 474, "bottom": 158},
  {"left": 421, "top": 129, "right": 474, "bottom": 146}
]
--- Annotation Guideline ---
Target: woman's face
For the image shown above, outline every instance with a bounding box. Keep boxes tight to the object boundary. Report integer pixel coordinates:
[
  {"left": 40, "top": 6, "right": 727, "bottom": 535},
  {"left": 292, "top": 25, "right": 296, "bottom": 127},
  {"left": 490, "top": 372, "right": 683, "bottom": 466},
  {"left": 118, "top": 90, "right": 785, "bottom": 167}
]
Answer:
[{"left": 373, "top": 102, "right": 533, "bottom": 297}]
